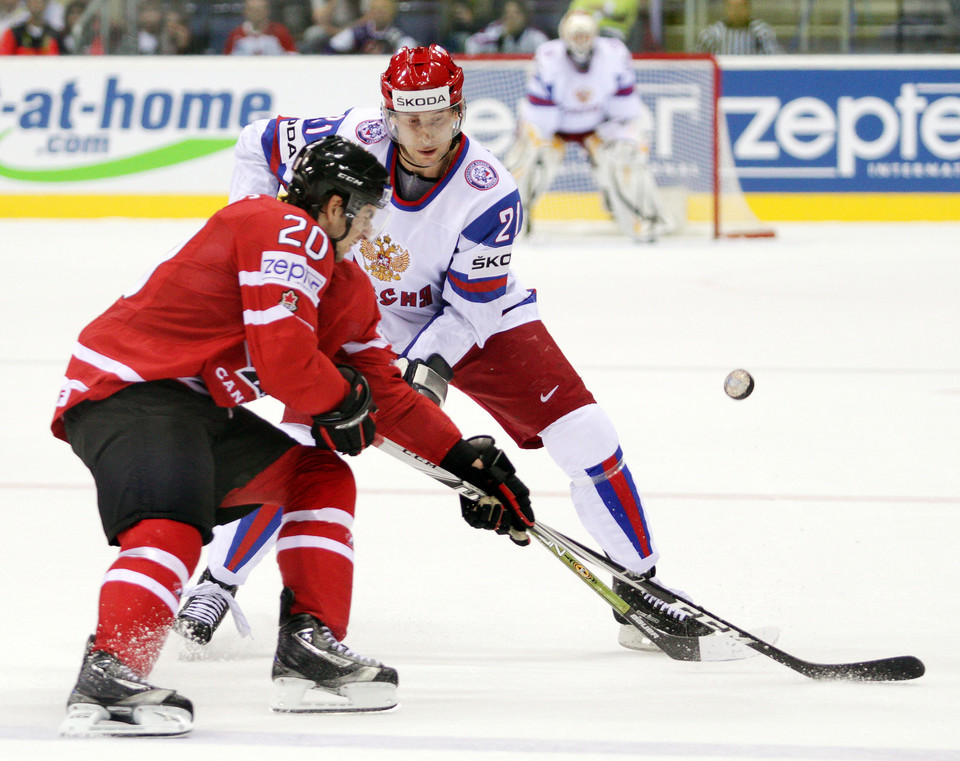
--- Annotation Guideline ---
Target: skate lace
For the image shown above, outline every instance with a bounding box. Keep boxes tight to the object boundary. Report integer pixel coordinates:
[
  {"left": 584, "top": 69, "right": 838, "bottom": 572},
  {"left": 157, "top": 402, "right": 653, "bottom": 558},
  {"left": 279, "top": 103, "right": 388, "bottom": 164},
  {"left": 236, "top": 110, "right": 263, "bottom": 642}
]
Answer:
[
  {"left": 317, "top": 625, "right": 382, "bottom": 666},
  {"left": 181, "top": 581, "right": 252, "bottom": 638},
  {"left": 641, "top": 591, "right": 690, "bottom": 622}
]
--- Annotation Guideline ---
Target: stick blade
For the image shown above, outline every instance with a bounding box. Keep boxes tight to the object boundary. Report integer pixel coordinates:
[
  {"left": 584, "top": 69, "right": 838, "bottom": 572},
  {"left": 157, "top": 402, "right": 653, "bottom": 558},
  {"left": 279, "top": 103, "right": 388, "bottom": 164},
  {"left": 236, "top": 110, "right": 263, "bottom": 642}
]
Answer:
[{"left": 801, "top": 655, "right": 925, "bottom": 682}]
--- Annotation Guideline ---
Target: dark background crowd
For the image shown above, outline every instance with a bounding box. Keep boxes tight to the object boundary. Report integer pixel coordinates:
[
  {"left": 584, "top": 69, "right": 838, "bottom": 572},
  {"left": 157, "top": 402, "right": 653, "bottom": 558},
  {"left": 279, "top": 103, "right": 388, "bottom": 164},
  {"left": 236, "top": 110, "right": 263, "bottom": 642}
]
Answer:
[{"left": 2, "top": 0, "right": 959, "bottom": 57}]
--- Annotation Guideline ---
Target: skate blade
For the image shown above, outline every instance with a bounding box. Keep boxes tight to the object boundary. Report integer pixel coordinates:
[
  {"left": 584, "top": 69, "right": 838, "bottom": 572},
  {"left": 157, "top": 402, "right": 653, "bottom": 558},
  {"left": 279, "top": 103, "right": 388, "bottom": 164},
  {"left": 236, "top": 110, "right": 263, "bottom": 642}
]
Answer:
[
  {"left": 619, "top": 625, "right": 781, "bottom": 661},
  {"left": 271, "top": 677, "right": 398, "bottom": 713},
  {"left": 60, "top": 703, "right": 192, "bottom": 737}
]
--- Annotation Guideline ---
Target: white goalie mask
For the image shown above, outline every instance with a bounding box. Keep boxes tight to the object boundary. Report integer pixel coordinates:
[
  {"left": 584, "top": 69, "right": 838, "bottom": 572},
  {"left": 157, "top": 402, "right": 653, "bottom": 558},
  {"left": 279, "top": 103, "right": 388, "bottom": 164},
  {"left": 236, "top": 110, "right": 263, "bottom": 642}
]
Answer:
[{"left": 559, "top": 10, "right": 598, "bottom": 70}]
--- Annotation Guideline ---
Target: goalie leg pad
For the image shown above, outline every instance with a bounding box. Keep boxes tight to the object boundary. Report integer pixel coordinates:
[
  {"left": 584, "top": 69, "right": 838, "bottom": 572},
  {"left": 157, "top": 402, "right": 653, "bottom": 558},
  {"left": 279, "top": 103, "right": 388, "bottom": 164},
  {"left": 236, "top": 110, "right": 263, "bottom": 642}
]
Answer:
[
  {"left": 590, "top": 139, "right": 676, "bottom": 242},
  {"left": 505, "top": 122, "right": 565, "bottom": 214}
]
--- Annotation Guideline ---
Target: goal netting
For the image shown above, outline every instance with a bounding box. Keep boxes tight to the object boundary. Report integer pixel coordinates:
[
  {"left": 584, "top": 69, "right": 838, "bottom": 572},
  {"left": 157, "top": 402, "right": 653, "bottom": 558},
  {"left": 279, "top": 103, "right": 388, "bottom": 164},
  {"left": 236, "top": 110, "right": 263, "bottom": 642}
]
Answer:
[{"left": 459, "top": 53, "right": 773, "bottom": 239}]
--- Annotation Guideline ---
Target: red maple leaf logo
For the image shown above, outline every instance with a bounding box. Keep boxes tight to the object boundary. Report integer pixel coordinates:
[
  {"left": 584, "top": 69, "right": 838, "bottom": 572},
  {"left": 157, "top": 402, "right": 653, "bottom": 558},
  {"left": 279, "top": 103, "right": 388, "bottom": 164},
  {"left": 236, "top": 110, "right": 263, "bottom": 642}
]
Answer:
[{"left": 280, "top": 290, "right": 299, "bottom": 311}]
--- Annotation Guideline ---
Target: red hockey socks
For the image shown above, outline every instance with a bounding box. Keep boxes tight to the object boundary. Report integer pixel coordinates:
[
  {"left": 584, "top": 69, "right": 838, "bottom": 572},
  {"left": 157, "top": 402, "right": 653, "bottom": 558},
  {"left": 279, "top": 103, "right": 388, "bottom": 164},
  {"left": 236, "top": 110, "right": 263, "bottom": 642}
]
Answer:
[
  {"left": 220, "top": 446, "right": 359, "bottom": 640},
  {"left": 94, "top": 519, "right": 202, "bottom": 676},
  {"left": 273, "top": 450, "right": 357, "bottom": 641}
]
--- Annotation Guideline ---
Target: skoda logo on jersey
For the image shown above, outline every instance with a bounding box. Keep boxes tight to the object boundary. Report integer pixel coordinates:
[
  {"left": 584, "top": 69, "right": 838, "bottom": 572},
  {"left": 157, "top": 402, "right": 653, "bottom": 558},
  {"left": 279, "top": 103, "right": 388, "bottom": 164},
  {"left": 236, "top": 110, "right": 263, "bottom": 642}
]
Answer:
[
  {"left": 392, "top": 86, "right": 451, "bottom": 113},
  {"left": 356, "top": 119, "right": 387, "bottom": 145},
  {"left": 464, "top": 160, "right": 499, "bottom": 191}
]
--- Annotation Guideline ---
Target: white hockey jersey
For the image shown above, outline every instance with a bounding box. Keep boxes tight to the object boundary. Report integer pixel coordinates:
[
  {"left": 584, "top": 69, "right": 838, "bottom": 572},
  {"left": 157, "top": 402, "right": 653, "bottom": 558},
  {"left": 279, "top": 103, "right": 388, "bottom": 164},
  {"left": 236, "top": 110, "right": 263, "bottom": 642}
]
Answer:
[
  {"left": 521, "top": 36, "right": 641, "bottom": 139},
  {"left": 230, "top": 107, "right": 536, "bottom": 367}
]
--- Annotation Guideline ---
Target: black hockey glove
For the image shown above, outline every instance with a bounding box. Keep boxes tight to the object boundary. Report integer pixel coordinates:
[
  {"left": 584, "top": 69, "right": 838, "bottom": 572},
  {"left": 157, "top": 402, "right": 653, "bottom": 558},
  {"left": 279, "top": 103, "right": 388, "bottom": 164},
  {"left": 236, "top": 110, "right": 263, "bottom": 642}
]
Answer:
[
  {"left": 311, "top": 365, "right": 376, "bottom": 457},
  {"left": 439, "top": 435, "right": 534, "bottom": 547},
  {"left": 397, "top": 354, "right": 453, "bottom": 407}
]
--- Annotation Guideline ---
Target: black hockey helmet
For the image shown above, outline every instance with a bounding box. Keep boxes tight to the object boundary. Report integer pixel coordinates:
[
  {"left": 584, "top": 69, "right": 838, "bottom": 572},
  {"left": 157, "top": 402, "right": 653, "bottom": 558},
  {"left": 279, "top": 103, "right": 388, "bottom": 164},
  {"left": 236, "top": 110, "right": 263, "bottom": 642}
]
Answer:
[{"left": 284, "top": 135, "right": 392, "bottom": 240}]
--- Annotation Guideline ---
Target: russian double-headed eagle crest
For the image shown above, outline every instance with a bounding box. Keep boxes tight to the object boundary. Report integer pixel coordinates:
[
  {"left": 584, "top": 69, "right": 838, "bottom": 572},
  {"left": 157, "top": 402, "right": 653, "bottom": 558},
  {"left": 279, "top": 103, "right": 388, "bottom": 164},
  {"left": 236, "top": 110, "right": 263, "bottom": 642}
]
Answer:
[{"left": 359, "top": 235, "right": 410, "bottom": 282}]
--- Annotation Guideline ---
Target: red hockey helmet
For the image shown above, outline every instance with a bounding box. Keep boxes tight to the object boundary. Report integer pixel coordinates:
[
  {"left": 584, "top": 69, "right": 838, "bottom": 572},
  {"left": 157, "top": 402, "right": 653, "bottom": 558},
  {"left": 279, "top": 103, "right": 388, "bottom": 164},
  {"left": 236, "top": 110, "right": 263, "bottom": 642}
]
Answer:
[
  {"left": 381, "top": 45, "right": 466, "bottom": 147},
  {"left": 381, "top": 44, "right": 464, "bottom": 112}
]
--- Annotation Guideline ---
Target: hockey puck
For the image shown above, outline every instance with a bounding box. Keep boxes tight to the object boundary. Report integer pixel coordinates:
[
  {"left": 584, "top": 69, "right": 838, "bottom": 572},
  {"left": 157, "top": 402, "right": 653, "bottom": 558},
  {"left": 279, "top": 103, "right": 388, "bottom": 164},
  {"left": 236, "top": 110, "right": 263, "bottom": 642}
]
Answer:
[{"left": 724, "top": 369, "right": 755, "bottom": 400}]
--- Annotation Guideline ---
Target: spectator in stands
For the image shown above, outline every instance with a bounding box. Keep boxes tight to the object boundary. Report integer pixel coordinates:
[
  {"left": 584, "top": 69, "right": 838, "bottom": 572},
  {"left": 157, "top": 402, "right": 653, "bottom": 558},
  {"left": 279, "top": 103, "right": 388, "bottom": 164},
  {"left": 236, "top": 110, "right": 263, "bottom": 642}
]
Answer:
[
  {"left": 224, "top": 0, "right": 298, "bottom": 54},
  {"left": 275, "top": 0, "right": 312, "bottom": 40},
  {"left": 566, "top": 0, "right": 639, "bottom": 42},
  {"left": 2, "top": 0, "right": 63, "bottom": 30},
  {"left": 695, "top": 0, "right": 779, "bottom": 55},
  {"left": 163, "top": 6, "right": 205, "bottom": 54},
  {"left": 0, "top": 0, "right": 61, "bottom": 53},
  {"left": 327, "top": 0, "right": 415, "bottom": 54},
  {"left": 1, "top": 0, "right": 28, "bottom": 35},
  {"left": 60, "top": 0, "right": 82, "bottom": 51},
  {"left": 440, "top": 0, "right": 482, "bottom": 53},
  {"left": 134, "top": 0, "right": 163, "bottom": 53},
  {"left": 464, "top": 0, "right": 547, "bottom": 54},
  {"left": 299, "top": 0, "right": 361, "bottom": 53},
  {"left": 61, "top": 0, "right": 105, "bottom": 54}
]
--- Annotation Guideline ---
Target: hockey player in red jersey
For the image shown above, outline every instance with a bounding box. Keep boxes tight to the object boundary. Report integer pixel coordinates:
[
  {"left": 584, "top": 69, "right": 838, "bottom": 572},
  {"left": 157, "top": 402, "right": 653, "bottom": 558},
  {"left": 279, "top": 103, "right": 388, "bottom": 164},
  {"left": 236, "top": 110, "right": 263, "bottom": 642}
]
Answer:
[{"left": 54, "top": 135, "right": 533, "bottom": 737}]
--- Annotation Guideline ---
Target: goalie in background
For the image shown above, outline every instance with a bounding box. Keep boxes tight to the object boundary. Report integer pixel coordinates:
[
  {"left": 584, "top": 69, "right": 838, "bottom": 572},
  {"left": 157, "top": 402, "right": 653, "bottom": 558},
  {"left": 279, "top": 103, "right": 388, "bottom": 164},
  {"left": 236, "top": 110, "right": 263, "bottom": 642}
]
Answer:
[{"left": 505, "top": 10, "right": 674, "bottom": 241}]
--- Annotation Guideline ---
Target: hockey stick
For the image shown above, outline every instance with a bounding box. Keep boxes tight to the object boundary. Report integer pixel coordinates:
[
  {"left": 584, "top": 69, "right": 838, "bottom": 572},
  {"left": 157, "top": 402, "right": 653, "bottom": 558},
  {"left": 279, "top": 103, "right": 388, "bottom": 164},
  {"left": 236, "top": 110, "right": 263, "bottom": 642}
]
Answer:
[
  {"left": 374, "top": 436, "right": 754, "bottom": 663},
  {"left": 375, "top": 436, "right": 925, "bottom": 680},
  {"left": 533, "top": 522, "right": 926, "bottom": 682}
]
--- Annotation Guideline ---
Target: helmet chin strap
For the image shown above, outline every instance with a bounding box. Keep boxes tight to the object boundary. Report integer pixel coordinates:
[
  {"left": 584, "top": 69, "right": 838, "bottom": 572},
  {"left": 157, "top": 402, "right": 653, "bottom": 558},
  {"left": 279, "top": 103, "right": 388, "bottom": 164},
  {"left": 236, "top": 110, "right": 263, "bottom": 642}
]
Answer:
[{"left": 330, "top": 217, "right": 353, "bottom": 246}]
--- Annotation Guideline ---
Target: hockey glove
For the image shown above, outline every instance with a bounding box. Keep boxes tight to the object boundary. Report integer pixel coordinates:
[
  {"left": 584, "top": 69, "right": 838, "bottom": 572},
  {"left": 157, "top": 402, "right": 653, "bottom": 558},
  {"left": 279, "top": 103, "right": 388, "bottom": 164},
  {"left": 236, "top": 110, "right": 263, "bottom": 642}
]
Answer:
[
  {"left": 396, "top": 354, "right": 453, "bottom": 407},
  {"left": 439, "top": 435, "right": 534, "bottom": 547},
  {"left": 311, "top": 365, "right": 376, "bottom": 456}
]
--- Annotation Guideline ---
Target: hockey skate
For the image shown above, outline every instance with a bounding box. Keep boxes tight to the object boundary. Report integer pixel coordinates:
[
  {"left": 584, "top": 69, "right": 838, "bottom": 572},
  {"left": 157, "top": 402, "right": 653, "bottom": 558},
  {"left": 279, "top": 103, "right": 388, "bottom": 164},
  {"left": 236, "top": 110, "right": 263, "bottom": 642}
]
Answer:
[
  {"left": 615, "top": 572, "right": 780, "bottom": 661},
  {"left": 271, "top": 588, "right": 398, "bottom": 713},
  {"left": 173, "top": 569, "right": 247, "bottom": 648},
  {"left": 60, "top": 637, "right": 193, "bottom": 737}
]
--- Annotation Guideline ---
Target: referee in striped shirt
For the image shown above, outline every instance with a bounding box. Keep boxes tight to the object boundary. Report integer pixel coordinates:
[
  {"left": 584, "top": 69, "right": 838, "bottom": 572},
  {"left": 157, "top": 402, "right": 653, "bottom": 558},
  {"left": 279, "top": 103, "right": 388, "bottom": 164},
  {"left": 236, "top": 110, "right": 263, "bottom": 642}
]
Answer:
[{"left": 695, "top": 0, "right": 780, "bottom": 55}]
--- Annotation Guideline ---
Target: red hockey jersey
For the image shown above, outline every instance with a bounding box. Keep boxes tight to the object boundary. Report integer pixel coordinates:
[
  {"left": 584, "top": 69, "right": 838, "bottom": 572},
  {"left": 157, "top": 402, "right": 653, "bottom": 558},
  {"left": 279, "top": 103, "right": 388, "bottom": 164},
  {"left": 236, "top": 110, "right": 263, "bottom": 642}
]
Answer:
[
  {"left": 52, "top": 195, "right": 462, "bottom": 465},
  {"left": 52, "top": 196, "right": 350, "bottom": 440},
  {"left": 288, "top": 255, "right": 463, "bottom": 465}
]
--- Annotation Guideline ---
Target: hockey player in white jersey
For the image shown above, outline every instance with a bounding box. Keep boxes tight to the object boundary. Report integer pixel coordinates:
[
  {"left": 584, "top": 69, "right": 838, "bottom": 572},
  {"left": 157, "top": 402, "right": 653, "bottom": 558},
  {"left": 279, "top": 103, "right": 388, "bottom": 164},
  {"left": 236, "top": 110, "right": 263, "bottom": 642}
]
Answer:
[
  {"left": 176, "top": 45, "right": 708, "bottom": 654},
  {"left": 507, "top": 10, "right": 673, "bottom": 241}
]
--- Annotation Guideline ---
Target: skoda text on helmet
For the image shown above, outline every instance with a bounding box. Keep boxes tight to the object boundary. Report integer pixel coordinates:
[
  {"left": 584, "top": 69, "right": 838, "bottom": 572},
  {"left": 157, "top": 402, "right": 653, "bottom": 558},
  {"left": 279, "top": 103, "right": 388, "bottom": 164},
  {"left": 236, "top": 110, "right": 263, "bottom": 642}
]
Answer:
[
  {"left": 559, "top": 10, "right": 598, "bottom": 70},
  {"left": 285, "top": 134, "right": 392, "bottom": 247},
  {"left": 380, "top": 45, "right": 466, "bottom": 165}
]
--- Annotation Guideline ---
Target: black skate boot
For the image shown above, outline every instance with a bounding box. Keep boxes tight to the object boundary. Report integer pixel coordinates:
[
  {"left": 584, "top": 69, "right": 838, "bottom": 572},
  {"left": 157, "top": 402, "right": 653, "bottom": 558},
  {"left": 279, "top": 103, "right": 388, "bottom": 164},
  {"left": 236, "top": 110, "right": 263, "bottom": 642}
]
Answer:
[
  {"left": 613, "top": 568, "right": 713, "bottom": 651},
  {"left": 173, "top": 568, "right": 241, "bottom": 646},
  {"left": 615, "top": 571, "right": 782, "bottom": 660},
  {"left": 271, "top": 588, "right": 398, "bottom": 713},
  {"left": 60, "top": 637, "right": 193, "bottom": 737}
]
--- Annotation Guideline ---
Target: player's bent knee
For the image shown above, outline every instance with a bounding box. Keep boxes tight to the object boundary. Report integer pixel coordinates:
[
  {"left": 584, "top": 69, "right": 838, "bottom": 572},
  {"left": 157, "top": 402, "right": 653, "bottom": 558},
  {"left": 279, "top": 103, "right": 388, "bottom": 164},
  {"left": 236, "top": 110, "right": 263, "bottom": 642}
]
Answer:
[{"left": 539, "top": 403, "right": 621, "bottom": 475}]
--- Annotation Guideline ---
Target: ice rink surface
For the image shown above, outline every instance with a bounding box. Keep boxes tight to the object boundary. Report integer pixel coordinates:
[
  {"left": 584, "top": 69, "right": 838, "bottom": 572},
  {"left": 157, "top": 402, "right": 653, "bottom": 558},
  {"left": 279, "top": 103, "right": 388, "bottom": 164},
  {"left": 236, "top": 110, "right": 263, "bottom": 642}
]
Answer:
[{"left": 0, "top": 219, "right": 957, "bottom": 761}]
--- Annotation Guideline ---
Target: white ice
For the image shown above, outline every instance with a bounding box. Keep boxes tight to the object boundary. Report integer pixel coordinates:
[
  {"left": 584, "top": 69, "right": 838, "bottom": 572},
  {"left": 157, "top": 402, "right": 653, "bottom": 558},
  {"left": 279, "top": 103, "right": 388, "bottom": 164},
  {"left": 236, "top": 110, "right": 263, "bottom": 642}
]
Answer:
[{"left": 1, "top": 219, "right": 957, "bottom": 761}]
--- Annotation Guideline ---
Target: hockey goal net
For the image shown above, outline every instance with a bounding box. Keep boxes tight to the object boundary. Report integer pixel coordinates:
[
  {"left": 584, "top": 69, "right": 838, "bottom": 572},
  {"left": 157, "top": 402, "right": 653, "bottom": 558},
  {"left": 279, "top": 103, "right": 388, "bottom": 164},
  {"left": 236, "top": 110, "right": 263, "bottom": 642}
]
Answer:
[{"left": 458, "top": 53, "right": 772, "bottom": 239}]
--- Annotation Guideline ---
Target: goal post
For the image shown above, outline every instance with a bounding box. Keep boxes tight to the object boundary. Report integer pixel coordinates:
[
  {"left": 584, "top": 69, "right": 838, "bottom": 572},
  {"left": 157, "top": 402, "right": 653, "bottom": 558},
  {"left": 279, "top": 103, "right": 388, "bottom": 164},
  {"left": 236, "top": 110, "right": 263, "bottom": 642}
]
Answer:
[{"left": 458, "top": 53, "right": 773, "bottom": 239}]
